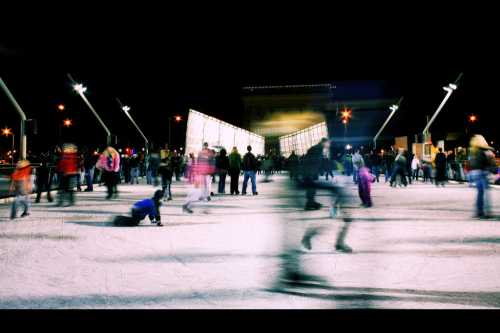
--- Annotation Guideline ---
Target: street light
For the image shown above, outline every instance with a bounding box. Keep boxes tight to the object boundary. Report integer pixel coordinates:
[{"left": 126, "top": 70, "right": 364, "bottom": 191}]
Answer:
[
  {"left": 63, "top": 118, "right": 73, "bottom": 127},
  {"left": 0, "top": 77, "right": 27, "bottom": 159},
  {"left": 73, "top": 83, "right": 87, "bottom": 94},
  {"left": 2, "top": 126, "right": 15, "bottom": 165},
  {"left": 422, "top": 73, "right": 463, "bottom": 136},
  {"left": 57, "top": 104, "right": 65, "bottom": 111},
  {"left": 168, "top": 115, "right": 183, "bottom": 148},
  {"left": 373, "top": 99, "right": 403, "bottom": 149},
  {"left": 69, "top": 74, "right": 112, "bottom": 145},
  {"left": 117, "top": 98, "right": 149, "bottom": 155},
  {"left": 468, "top": 114, "right": 477, "bottom": 123}
]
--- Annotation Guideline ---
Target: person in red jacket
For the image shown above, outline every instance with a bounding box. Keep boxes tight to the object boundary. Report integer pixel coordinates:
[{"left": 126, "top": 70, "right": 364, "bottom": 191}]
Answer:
[
  {"left": 57, "top": 143, "right": 79, "bottom": 207},
  {"left": 10, "top": 160, "right": 32, "bottom": 219}
]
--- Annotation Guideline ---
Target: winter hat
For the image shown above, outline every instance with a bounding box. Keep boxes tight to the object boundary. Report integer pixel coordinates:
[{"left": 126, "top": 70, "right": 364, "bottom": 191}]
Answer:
[
  {"left": 153, "top": 190, "right": 164, "bottom": 201},
  {"left": 470, "top": 135, "right": 493, "bottom": 150},
  {"left": 16, "top": 159, "right": 30, "bottom": 169}
]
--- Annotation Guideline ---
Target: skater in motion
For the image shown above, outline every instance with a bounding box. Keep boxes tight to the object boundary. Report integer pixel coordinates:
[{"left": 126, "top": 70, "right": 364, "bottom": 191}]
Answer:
[
  {"left": 271, "top": 137, "right": 354, "bottom": 291},
  {"left": 468, "top": 135, "right": 497, "bottom": 219},
  {"left": 35, "top": 153, "right": 53, "bottom": 203},
  {"left": 96, "top": 146, "right": 120, "bottom": 200},
  {"left": 113, "top": 190, "right": 164, "bottom": 226},
  {"left": 56, "top": 143, "right": 79, "bottom": 207},
  {"left": 9, "top": 160, "right": 32, "bottom": 219},
  {"left": 358, "top": 166, "right": 375, "bottom": 207}
]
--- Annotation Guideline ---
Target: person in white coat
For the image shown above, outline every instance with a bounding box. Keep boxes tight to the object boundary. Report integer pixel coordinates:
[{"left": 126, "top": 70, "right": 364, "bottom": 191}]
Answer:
[{"left": 411, "top": 155, "right": 421, "bottom": 182}]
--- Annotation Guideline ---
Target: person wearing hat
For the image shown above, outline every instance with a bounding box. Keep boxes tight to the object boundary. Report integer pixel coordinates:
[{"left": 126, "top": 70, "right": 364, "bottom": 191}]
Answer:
[
  {"left": 469, "top": 135, "right": 497, "bottom": 218},
  {"left": 113, "top": 190, "right": 164, "bottom": 226},
  {"left": 9, "top": 160, "right": 32, "bottom": 219}
]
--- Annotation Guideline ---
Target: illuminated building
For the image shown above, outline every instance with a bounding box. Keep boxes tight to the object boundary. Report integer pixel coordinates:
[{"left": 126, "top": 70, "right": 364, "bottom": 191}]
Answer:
[{"left": 185, "top": 109, "right": 265, "bottom": 156}]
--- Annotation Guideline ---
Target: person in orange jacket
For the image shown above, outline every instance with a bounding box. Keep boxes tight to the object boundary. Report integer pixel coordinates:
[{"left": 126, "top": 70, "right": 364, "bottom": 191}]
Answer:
[
  {"left": 57, "top": 143, "right": 79, "bottom": 207},
  {"left": 10, "top": 159, "right": 32, "bottom": 219}
]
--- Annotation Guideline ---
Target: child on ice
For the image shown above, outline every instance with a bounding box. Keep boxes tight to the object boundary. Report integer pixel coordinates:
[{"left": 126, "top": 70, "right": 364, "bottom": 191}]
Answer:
[
  {"left": 358, "top": 166, "right": 375, "bottom": 207},
  {"left": 113, "top": 190, "right": 164, "bottom": 226}
]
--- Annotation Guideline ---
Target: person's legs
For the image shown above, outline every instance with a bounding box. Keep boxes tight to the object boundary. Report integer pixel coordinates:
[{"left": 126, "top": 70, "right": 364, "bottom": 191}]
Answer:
[
  {"left": 104, "top": 172, "right": 113, "bottom": 199},
  {"left": 35, "top": 181, "right": 42, "bottom": 203},
  {"left": 399, "top": 169, "right": 408, "bottom": 186},
  {"left": 221, "top": 173, "right": 227, "bottom": 193},
  {"left": 475, "top": 172, "right": 486, "bottom": 217},
  {"left": 218, "top": 173, "right": 224, "bottom": 193},
  {"left": 373, "top": 166, "right": 379, "bottom": 182},
  {"left": 250, "top": 171, "right": 257, "bottom": 194},
  {"left": 10, "top": 196, "right": 18, "bottom": 219},
  {"left": 20, "top": 195, "right": 30, "bottom": 216},
  {"left": 242, "top": 171, "right": 250, "bottom": 194},
  {"left": 389, "top": 166, "right": 398, "bottom": 186},
  {"left": 167, "top": 180, "right": 172, "bottom": 199},
  {"left": 229, "top": 170, "right": 237, "bottom": 194}
]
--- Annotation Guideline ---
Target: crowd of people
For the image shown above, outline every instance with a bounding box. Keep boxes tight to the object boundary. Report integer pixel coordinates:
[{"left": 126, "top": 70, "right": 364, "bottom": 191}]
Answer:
[{"left": 6, "top": 134, "right": 498, "bottom": 222}]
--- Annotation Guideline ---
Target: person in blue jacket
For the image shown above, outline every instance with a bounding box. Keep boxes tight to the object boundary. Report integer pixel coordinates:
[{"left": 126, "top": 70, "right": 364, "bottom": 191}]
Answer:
[{"left": 114, "top": 190, "right": 164, "bottom": 226}]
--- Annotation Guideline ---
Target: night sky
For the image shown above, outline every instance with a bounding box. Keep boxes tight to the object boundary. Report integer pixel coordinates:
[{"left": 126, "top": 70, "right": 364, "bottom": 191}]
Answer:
[{"left": 1, "top": 20, "right": 497, "bottom": 156}]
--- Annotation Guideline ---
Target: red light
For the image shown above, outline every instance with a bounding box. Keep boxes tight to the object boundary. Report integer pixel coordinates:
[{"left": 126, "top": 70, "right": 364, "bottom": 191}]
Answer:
[
  {"left": 63, "top": 119, "right": 72, "bottom": 127},
  {"left": 58, "top": 104, "right": 65, "bottom": 111},
  {"left": 468, "top": 115, "right": 477, "bottom": 122},
  {"left": 174, "top": 116, "right": 182, "bottom": 122}
]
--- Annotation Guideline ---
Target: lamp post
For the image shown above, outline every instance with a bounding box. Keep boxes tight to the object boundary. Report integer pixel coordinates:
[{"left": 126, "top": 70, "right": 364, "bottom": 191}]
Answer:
[
  {"left": 2, "top": 127, "right": 15, "bottom": 165},
  {"left": 0, "top": 77, "right": 27, "bottom": 159},
  {"left": 373, "top": 97, "right": 403, "bottom": 149},
  {"left": 68, "top": 74, "right": 112, "bottom": 145},
  {"left": 168, "top": 115, "right": 182, "bottom": 149},
  {"left": 116, "top": 98, "right": 149, "bottom": 155},
  {"left": 422, "top": 73, "right": 463, "bottom": 138}
]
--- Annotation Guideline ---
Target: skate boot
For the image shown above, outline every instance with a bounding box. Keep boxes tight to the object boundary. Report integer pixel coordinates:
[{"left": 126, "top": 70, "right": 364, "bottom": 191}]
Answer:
[{"left": 182, "top": 204, "right": 193, "bottom": 214}]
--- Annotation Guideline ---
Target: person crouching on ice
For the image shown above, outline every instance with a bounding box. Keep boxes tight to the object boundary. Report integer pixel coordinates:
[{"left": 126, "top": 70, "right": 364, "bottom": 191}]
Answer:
[
  {"left": 358, "top": 166, "right": 375, "bottom": 208},
  {"left": 114, "top": 190, "right": 164, "bottom": 226}
]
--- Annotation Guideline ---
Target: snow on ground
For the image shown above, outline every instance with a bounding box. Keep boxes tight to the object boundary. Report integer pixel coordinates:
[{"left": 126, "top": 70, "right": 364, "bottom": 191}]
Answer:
[{"left": 1, "top": 175, "right": 500, "bottom": 308}]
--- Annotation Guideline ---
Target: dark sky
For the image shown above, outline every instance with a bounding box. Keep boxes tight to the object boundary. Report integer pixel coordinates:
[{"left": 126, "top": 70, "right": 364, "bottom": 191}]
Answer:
[{"left": 1, "top": 15, "right": 498, "bottom": 155}]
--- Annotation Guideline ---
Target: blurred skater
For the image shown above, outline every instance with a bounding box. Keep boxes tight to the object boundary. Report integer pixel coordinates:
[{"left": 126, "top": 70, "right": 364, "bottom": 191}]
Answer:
[
  {"left": 96, "top": 146, "right": 121, "bottom": 199},
  {"left": 469, "top": 135, "right": 497, "bottom": 219},
  {"left": 35, "top": 153, "right": 53, "bottom": 203},
  {"left": 358, "top": 166, "right": 374, "bottom": 207},
  {"left": 57, "top": 143, "right": 79, "bottom": 207},
  {"left": 9, "top": 160, "right": 32, "bottom": 219},
  {"left": 158, "top": 158, "right": 173, "bottom": 201}
]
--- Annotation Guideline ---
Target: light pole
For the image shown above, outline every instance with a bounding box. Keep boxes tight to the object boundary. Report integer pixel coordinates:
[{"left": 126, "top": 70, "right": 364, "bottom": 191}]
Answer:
[
  {"left": 116, "top": 98, "right": 149, "bottom": 155},
  {"left": 422, "top": 73, "right": 463, "bottom": 139},
  {"left": 373, "top": 97, "right": 403, "bottom": 149},
  {"left": 2, "top": 127, "right": 15, "bottom": 165},
  {"left": 68, "top": 74, "right": 112, "bottom": 145},
  {"left": 168, "top": 115, "right": 182, "bottom": 149},
  {"left": 0, "top": 77, "right": 27, "bottom": 159}
]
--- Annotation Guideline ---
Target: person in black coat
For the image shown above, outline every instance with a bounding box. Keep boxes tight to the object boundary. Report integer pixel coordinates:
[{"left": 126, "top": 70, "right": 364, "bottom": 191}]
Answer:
[
  {"left": 35, "top": 153, "right": 53, "bottom": 203},
  {"left": 216, "top": 148, "right": 230, "bottom": 194},
  {"left": 434, "top": 148, "right": 447, "bottom": 187},
  {"left": 158, "top": 158, "right": 173, "bottom": 201}
]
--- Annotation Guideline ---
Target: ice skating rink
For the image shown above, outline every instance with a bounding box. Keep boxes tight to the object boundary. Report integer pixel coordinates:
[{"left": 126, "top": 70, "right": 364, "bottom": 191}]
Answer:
[{"left": 1, "top": 175, "right": 500, "bottom": 308}]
